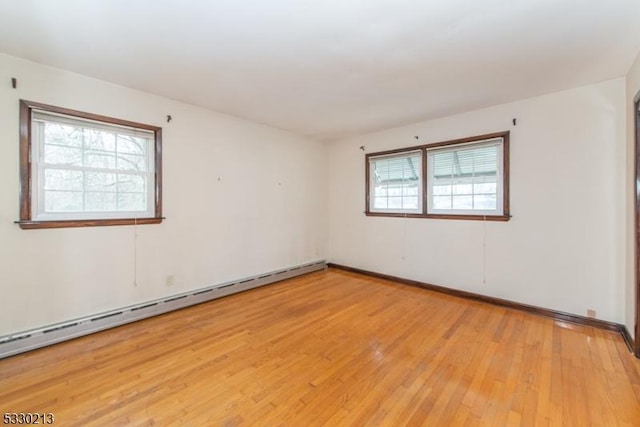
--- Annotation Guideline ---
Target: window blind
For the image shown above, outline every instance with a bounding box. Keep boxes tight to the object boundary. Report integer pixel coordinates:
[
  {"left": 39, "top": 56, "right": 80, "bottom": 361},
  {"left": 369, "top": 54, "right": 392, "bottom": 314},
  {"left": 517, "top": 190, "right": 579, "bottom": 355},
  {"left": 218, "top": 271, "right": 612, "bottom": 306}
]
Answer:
[
  {"left": 427, "top": 138, "right": 503, "bottom": 214},
  {"left": 369, "top": 150, "right": 422, "bottom": 213}
]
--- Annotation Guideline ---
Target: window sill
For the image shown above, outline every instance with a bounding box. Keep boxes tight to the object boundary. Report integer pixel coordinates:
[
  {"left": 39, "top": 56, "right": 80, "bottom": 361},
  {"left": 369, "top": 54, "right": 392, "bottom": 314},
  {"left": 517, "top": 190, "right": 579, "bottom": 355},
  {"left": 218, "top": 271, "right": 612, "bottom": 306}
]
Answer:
[
  {"left": 364, "top": 212, "right": 511, "bottom": 221},
  {"left": 16, "top": 217, "right": 164, "bottom": 229}
]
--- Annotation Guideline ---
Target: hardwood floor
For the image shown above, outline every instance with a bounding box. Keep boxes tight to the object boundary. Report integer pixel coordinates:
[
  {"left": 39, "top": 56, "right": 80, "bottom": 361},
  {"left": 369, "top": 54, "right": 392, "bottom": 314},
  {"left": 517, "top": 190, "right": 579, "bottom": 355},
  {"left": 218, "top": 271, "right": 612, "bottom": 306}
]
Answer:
[{"left": 1, "top": 268, "right": 639, "bottom": 426}]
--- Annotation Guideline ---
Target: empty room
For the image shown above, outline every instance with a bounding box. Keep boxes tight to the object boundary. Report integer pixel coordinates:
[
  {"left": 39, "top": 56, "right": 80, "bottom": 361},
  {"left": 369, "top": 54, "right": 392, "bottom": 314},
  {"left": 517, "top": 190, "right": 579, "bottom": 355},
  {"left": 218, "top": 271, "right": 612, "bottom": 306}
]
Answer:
[{"left": 1, "top": 0, "right": 640, "bottom": 425}]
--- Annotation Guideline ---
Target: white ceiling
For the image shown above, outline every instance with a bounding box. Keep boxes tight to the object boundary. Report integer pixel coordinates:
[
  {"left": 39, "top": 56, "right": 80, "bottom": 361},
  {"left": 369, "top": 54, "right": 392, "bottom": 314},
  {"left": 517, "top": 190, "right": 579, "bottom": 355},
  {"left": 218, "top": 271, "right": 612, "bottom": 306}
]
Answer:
[{"left": 1, "top": 0, "right": 639, "bottom": 140}]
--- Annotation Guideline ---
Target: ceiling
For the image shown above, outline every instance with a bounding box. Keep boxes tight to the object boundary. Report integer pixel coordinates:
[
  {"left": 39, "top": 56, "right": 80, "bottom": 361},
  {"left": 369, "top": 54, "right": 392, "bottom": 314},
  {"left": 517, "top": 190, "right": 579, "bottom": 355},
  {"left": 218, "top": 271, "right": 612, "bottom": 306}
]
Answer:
[{"left": 1, "top": 0, "right": 639, "bottom": 141}]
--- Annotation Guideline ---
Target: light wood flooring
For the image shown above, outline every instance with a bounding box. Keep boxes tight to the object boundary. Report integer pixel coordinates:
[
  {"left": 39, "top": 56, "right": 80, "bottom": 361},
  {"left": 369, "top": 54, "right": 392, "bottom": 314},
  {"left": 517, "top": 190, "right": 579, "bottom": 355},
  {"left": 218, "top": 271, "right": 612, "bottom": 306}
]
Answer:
[{"left": 1, "top": 269, "right": 639, "bottom": 426}]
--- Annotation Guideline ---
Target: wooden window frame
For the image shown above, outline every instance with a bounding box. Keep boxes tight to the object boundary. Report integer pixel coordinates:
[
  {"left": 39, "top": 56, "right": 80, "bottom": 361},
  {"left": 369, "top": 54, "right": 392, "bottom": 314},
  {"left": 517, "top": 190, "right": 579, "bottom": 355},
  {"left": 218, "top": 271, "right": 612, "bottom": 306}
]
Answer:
[
  {"left": 634, "top": 92, "right": 640, "bottom": 358},
  {"left": 18, "top": 100, "right": 163, "bottom": 229},
  {"left": 365, "top": 131, "right": 510, "bottom": 221}
]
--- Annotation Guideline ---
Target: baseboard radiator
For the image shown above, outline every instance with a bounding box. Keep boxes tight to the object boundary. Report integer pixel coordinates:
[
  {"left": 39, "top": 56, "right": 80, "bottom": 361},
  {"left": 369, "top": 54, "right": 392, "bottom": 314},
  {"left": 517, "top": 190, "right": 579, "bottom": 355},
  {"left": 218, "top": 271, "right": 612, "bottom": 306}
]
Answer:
[{"left": 0, "top": 260, "right": 327, "bottom": 359}]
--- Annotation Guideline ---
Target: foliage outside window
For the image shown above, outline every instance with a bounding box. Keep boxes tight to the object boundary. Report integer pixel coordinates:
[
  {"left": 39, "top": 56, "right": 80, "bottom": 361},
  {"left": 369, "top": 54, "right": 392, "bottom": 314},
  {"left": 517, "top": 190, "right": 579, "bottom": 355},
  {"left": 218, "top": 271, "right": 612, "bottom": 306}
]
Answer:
[{"left": 18, "top": 100, "right": 163, "bottom": 229}]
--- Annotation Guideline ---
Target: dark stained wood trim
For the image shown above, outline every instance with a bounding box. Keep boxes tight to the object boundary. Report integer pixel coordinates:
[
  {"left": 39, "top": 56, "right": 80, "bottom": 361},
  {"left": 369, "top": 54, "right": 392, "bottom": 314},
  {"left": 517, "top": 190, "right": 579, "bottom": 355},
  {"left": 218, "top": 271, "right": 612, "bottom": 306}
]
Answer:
[
  {"left": 364, "top": 131, "right": 510, "bottom": 220},
  {"left": 366, "top": 131, "right": 510, "bottom": 158},
  {"left": 154, "top": 128, "right": 163, "bottom": 220},
  {"left": 365, "top": 212, "right": 511, "bottom": 221},
  {"left": 364, "top": 152, "right": 370, "bottom": 214},
  {"left": 19, "top": 100, "right": 32, "bottom": 222},
  {"left": 635, "top": 94, "right": 640, "bottom": 357},
  {"left": 328, "top": 263, "right": 635, "bottom": 353},
  {"left": 17, "top": 218, "right": 163, "bottom": 230},
  {"left": 621, "top": 326, "right": 634, "bottom": 354},
  {"left": 422, "top": 131, "right": 510, "bottom": 150},
  {"left": 502, "top": 131, "right": 510, "bottom": 217},
  {"left": 18, "top": 100, "right": 163, "bottom": 230},
  {"left": 20, "top": 100, "right": 161, "bottom": 132},
  {"left": 365, "top": 212, "right": 426, "bottom": 219},
  {"left": 421, "top": 148, "right": 428, "bottom": 212},
  {"left": 426, "top": 214, "right": 511, "bottom": 221},
  {"left": 366, "top": 144, "right": 425, "bottom": 158}
]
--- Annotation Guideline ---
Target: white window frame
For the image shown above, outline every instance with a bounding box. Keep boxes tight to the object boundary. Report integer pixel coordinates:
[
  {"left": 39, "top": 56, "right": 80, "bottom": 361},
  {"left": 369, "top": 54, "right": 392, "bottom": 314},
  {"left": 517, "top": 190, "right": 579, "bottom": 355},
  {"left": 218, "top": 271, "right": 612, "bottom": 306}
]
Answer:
[
  {"left": 426, "top": 138, "right": 504, "bottom": 216},
  {"left": 368, "top": 150, "right": 423, "bottom": 214}
]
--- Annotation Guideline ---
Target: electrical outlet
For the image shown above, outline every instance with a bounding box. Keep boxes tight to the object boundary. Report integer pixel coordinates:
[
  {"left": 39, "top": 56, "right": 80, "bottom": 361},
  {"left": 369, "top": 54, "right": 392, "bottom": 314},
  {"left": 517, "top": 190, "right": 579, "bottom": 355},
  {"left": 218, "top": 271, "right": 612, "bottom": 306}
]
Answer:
[
  {"left": 587, "top": 309, "right": 596, "bottom": 318},
  {"left": 166, "top": 275, "right": 175, "bottom": 287}
]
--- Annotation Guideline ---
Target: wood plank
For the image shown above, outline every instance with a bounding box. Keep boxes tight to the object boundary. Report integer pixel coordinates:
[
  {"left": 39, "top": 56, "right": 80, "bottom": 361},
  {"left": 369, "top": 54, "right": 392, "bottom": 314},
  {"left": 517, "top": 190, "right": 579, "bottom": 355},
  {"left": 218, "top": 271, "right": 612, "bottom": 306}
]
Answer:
[{"left": 1, "top": 269, "right": 639, "bottom": 425}]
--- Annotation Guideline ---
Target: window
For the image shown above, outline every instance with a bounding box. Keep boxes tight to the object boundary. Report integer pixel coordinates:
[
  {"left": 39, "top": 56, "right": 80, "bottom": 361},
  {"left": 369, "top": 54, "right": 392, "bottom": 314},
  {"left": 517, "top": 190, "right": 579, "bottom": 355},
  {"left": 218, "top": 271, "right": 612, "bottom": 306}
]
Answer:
[
  {"left": 19, "top": 100, "right": 163, "bottom": 229},
  {"left": 368, "top": 150, "right": 422, "bottom": 214},
  {"left": 427, "top": 138, "right": 503, "bottom": 215},
  {"left": 365, "top": 132, "right": 509, "bottom": 221}
]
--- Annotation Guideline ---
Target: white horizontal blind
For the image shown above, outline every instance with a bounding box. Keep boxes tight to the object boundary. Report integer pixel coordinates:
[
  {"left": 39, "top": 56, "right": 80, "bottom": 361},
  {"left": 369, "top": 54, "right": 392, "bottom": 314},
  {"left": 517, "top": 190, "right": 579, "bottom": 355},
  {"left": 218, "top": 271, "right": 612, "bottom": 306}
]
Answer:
[
  {"left": 369, "top": 150, "right": 422, "bottom": 213},
  {"left": 31, "top": 111, "right": 156, "bottom": 220},
  {"left": 427, "top": 138, "right": 503, "bottom": 215}
]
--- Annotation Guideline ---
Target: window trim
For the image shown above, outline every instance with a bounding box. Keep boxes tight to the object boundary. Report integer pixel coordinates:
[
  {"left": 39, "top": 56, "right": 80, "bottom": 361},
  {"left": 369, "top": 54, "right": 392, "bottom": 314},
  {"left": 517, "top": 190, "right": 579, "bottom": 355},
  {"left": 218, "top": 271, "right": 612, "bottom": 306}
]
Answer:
[
  {"left": 18, "top": 100, "right": 163, "bottom": 229},
  {"left": 365, "top": 131, "right": 510, "bottom": 221}
]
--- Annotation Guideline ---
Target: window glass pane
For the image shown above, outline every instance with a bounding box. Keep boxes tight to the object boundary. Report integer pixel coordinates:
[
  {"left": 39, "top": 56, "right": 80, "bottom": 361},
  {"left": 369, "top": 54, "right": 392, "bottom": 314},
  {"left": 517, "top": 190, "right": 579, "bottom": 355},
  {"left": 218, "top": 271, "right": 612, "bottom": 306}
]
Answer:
[
  {"left": 117, "top": 175, "right": 146, "bottom": 193},
  {"left": 116, "top": 153, "right": 147, "bottom": 172},
  {"left": 402, "top": 197, "right": 419, "bottom": 210},
  {"left": 84, "top": 151, "right": 116, "bottom": 169},
  {"left": 432, "top": 196, "right": 451, "bottom": 210},
  {"left": 44, "top": 123, "right": 82, "bottom": 147},
  {"left": 85, "top": 172, "right": 117, "bottom": 192},
  {"left": 387, "top": 186, "right": 402, "bottom": 196},
  {"left": 85, "top": 192, "right": 117, "bottom": 212},
  {"left": 388, "top": 197, "right": 403, "bottom": 209},
  {"left": 44, "top": 145, "right": 82, "bottom": 166},
  {"left": 452, "top": 183, "right": 472, "bottom": 195},
  {"left": 474, "top": 195, "right": 497, "bottom": 210},
  {"left": 44, "top": 190, "right": 83, "bottom": 212},
  {"left": 375, "top": 187, "right": 387, "bottom": 197},
  {"left": 118, "top": 193, "right": 147, "bottom": 211},
  {"left": 432, "top": 151, "right": 454, "bottom": 177},
  {"left": 402, "top": 185, "right": 418, "bottom": 196},
  {"left": 44, "top": 169, "right": 83, "bottom": 191},
  {"left": 432, "top": 184, "right": 451, "bottom": 196},
  {"left": 84, "top": 129, "right": 116, "bottom": 151},
  {"left": 374, "top": 198, "right": 388, "bottom": 209},
  {"left": 473, "top": 182, "right": 496, "bottom": 194},
  {"left": 117, "top": 135, "right": 147, "bottom": 155},
  {"left": 452, "top": 195, "right": 473, "bottom": 209}
]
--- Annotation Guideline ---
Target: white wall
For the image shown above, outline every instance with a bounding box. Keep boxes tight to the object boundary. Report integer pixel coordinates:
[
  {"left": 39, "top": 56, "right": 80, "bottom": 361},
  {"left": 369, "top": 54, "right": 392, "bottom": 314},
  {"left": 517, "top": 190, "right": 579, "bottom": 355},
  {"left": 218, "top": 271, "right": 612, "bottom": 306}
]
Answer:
[
  {"left": 329, "top": 79, "right": 627, "bottom": 324},
  {"left": 0, "top": 53, "right": 328, "bottom": 336},
  {"left": 0, "top": 49, "right": 633, "bottom": 337},
  {"left": 625, "top": 52, "right": 640, "bottom": 338}
]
